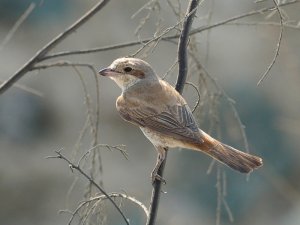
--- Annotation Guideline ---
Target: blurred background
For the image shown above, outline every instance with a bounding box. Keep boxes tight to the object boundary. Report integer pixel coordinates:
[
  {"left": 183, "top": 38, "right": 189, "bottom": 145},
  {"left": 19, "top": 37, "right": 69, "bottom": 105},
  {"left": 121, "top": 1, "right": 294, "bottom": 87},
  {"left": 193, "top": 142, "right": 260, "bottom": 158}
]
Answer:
[{"left": 0, "top": 0, "right": 300, "bottom": 225}]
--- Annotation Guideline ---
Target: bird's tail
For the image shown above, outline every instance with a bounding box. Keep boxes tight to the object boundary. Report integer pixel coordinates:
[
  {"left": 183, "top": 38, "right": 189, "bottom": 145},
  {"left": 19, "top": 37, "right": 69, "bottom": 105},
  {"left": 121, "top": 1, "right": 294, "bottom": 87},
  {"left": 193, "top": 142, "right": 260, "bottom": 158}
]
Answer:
[
  {"left": 208, "top": 142, "right": 262, "bottom": 173},
  {"left": 194, "top": 132, "right": 263, "bottom": 173}
]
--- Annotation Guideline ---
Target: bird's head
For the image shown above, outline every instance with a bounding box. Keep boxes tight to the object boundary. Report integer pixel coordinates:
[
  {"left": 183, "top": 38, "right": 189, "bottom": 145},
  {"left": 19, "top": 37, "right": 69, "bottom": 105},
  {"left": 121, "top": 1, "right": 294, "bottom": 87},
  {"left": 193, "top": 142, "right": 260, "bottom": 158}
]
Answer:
[{"left": 99, "top": 57, "right": 158, "bottom": 91}]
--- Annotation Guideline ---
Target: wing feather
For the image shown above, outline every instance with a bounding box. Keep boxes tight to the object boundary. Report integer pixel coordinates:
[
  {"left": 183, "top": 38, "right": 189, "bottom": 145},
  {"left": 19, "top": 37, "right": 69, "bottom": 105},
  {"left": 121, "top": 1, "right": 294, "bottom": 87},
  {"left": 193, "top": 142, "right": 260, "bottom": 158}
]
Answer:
[{"left": 118, "top": 102, "right": 202, "bottom": 144}]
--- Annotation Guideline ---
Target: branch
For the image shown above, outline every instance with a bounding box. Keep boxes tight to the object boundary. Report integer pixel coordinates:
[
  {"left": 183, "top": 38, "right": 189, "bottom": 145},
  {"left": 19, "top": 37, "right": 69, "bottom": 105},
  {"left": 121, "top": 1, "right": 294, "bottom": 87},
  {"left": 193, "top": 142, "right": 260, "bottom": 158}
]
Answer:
[
  {"left": 0, "top": 0, "right": 297, "bottom": 96},
  {"left": 176, "top": 0, "right": 200, "bottom": 94},
  {"left": 47, "top": 150, "right": 129, "bottom": 225},
  {"left": 0, "top": 3, "right": 35, "bottom": 51},
  {"left": 0, "top": 0, "right": 110, "bottom": 95},
  {"left": 92, "top": 193, "right": 149, "bottom": 219},
  {"left": 0, "top": 80, "right": 43, "bottom": 97},
  {"left": 146, "top": 1, "right": 200, "bottom": 225},
  {"left": 257, "top": 0, "right": 284, "bottom": 85},
  {"left": 40, "top": 0, "right": 299, "bottom": 60},
  {"left": 62, "top": 193, "right": 148, "bottom": 225},
  {"left": 30, "top": 61, "right": 96, "bottom": 70},
  {"left": 185, "top": 82, "right": 201, "bottom": 113}
]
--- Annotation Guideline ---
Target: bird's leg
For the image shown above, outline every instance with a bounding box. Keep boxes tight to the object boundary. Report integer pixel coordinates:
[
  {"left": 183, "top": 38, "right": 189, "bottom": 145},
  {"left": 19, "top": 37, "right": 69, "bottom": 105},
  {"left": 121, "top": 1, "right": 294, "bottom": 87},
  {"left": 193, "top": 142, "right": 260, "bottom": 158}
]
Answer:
[{"left": 151, "top": 146, "right": 167, "bottom": 184}]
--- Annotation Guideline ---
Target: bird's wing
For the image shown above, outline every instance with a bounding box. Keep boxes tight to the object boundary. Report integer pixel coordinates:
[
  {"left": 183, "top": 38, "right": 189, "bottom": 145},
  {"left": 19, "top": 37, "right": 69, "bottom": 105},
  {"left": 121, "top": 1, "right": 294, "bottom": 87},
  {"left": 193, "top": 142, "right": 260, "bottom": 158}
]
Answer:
[{"left": 117, "top": 101, "right": 202, "bottom": 144}]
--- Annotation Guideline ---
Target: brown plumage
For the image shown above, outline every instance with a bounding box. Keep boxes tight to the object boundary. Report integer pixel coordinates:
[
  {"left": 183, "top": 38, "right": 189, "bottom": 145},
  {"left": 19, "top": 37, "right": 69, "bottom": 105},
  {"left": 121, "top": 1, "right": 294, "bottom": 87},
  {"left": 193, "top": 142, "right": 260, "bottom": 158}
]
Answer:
[{"left": 99, "top": 57, "right": 263, "bottom": 182}]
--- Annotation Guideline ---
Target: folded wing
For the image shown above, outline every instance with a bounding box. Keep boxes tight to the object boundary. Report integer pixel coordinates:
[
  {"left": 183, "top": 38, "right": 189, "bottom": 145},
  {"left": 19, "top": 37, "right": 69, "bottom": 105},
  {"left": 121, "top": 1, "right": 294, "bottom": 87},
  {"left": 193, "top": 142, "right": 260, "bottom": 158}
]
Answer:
[{"left": 118, "top": 102, "right": 202, "bottom": 144}]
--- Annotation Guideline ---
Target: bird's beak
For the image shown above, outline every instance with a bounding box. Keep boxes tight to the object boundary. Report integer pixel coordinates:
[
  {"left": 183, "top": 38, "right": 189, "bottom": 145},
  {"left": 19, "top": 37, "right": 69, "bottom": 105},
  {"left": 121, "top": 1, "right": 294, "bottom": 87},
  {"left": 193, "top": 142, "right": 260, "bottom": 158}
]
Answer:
[{"left": 98, "top": 67, "right": 115, "bottom": 76}]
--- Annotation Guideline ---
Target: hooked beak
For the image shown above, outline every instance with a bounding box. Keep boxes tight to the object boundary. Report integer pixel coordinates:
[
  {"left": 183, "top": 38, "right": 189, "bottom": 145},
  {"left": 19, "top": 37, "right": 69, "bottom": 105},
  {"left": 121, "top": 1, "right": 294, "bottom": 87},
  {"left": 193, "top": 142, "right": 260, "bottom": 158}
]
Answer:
[{"left": 98, "top": 68, "right": 116, "bottom": 76}]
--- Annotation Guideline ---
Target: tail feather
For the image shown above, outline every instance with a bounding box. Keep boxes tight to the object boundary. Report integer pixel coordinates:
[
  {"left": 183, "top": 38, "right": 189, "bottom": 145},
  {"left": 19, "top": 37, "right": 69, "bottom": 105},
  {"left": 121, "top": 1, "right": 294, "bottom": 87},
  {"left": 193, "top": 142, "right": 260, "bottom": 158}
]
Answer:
[{"left": 207, "top": 142, "right": 263, "bottom": 173}]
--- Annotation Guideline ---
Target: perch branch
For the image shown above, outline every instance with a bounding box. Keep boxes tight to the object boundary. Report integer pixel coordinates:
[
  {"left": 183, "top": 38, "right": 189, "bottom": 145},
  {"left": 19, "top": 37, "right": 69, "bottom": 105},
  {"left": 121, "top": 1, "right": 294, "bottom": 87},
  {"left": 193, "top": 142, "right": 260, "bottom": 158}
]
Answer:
[{"left": 146, "top": 1, "right": 200, "bottom": 225}]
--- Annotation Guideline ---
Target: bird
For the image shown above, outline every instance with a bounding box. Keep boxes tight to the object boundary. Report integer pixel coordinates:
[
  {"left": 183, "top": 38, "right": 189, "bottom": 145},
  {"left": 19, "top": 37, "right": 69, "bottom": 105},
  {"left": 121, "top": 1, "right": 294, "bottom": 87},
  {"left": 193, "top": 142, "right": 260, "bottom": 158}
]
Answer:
[{"left": 99, "top": 57, "right": 263, "bottom": 183}]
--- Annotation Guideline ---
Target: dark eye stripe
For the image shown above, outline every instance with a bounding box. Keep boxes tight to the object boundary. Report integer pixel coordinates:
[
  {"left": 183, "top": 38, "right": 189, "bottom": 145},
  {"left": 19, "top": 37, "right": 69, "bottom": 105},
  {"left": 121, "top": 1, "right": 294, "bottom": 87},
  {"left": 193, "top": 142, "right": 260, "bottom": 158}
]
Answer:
[{"left": 131, "top": 69, "right": 145, "bottom": 79}]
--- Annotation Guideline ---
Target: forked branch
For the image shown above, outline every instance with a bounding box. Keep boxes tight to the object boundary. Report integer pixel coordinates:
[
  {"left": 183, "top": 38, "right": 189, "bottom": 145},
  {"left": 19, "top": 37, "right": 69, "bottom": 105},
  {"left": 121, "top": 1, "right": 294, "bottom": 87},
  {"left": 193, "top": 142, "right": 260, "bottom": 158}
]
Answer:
[{"left": 47, "top": 150, "right": 130, "bottom": 225}]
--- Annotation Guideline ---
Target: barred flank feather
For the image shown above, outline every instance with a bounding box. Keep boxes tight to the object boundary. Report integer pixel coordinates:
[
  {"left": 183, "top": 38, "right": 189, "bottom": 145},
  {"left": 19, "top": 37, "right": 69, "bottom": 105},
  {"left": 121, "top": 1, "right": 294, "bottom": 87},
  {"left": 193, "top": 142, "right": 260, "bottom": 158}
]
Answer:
[{"left": 207, "top": 142, "right": 263, "bottom": 173}]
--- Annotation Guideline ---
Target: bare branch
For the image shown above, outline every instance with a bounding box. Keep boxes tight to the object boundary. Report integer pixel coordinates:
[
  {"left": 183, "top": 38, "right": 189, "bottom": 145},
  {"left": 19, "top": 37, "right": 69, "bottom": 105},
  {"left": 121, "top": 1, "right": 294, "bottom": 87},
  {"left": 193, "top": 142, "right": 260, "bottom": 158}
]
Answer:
[
  {"left": 146, "top": 1, "right": 200, "bottom": 225},
  {"left": 185, "top": 81, "right": 201, "bottom": 113},
  {"left": 91, "top": 193, "right": 149, "bottom": 219},
  {"left": 0, "top": 0, "right": 297, "bottom": 98},
  {"left": 30, "top": 61, "right": 95, "bottom": 70},
  {"left": 130, "top": 15, "right": 183, "bottom": 57},
  {"left": 77, "top": 144, "right": 128, "bottom": 166},
  {"left": 257, "top": 0, "right": 284, "bottom": 85},
  {"left": 215, "top": 166, "right": 235, "bottom": 225},
  {"left": 161, "top": 58, "right": 178, "bottom": 80},
  {"left": 64, "top": 193, "right": 148, "bottom": 225},
  {"left": 0, "top": 0, "right": 111, "bottom": 95},
  {"left": 71, "top": 65, "right": 103, "bottom": 194},
  {"left": 176, "top": 0, "right": 202, "bottom": 93},
  {"left": 226, "top": 21, "right": 300, "bottom": 29},
  {"left": 0, "top": 80, "right": 43, "bottom": 97},
  {"left": 0, "top": 3, "right": 35, "bottom": 51},
  {"left": 48, "top": 150, "right": 129, "bottom": 225},
  {"left": 189, "top": 49, "right": 251, "bottom": 154},
  {"left": 40, "top": 0, "right": 299, "bottom": 61}
]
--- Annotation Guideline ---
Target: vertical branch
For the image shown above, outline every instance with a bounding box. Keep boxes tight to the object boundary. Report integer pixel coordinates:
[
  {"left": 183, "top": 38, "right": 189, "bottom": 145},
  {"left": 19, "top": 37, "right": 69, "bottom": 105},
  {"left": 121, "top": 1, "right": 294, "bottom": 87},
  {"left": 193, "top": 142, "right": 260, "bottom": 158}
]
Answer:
[
  {"left": 146, "top": 1, "right": 200, "bottom": 225},
  {"left": 176, "top": 0, "right": 200, "bottom": 93},
  {"left": 146, "top": 150, "right": 167, "bottom": 225}
]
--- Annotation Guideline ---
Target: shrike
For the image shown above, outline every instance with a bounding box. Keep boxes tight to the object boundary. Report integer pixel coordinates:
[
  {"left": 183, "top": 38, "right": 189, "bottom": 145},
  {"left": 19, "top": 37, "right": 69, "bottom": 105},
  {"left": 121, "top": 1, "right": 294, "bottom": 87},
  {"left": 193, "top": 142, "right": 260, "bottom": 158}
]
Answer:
[{"left": 99, "top": 57, "right": 262, "bottom": 183}]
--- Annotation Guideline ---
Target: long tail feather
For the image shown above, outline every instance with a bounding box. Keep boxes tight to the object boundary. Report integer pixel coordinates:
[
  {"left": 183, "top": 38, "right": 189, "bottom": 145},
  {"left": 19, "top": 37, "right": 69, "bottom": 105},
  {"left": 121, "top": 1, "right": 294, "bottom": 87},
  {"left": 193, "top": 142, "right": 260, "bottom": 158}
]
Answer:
[{"left": 207, "top": 142, "right": 263, "bottom": 173}]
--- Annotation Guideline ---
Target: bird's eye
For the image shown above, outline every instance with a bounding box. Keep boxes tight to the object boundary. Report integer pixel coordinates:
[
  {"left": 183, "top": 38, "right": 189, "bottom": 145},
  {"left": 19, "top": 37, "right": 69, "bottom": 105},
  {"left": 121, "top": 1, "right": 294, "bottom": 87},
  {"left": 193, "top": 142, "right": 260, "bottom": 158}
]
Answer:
[{"left": 123, "top": 67, "right": 133, "bottom": 73}]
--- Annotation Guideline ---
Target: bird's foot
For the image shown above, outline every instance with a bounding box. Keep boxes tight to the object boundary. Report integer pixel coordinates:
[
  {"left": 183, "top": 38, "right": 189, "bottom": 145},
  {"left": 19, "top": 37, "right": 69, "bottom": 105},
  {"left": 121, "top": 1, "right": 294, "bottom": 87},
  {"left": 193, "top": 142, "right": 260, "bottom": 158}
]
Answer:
[{"left": 151, "top": 171, "right": 166, "bottom": 185}]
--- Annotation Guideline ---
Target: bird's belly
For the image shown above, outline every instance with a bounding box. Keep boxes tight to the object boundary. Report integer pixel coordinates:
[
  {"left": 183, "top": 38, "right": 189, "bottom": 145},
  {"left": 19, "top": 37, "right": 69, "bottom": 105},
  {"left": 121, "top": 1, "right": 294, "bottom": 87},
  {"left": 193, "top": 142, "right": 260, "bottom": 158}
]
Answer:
[{"left": 140, "top": 127, "right": 182, "bottom": 148}]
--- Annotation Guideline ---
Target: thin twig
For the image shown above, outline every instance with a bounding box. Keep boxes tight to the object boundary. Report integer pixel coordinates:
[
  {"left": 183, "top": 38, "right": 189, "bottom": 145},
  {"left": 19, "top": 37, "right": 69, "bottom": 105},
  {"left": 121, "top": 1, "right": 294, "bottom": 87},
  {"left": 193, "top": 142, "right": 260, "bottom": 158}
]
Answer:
[
  {"left": 216, "top": 166, "right": 221, "bottom": 225},
  {"left": 0, "top": 80, "right": 43, "bottom": 97},
  {"left": 0, "top": 3, "right": 36, "bottom": 51},
  {"left": 146, "top": 1, "right": 200, "bottom": 225},
  {"left": 92, "top": 61, "right": 102, "bottom": 184},
  {"left": 133, "top": 0, "right": 160, "bottom": 36},
  {"left": 190, "top": 51, "right": 251, "bottom": 154},
  {"left": 166, "top": 0, "right": 182, "bottom": 19},
  {"left": 189, "top": 0, "right": 294, "bottom": 35},
  {"left": 185, "top": 82, "right": 201, "bottom": 113},
  {"left": 130, "top": 7, "right": 195, "bottom": 57},
  {"left": 131, "top": 0, "right": 156, "bottom": 19},
  {"left": 78, "top": 144, "right": 128, "bottom": 165},
  {"left": 44, "top": 62, "right": 103, "bottom": 204},
  {"left": 71, "top": 65, "right": 103, "bottom": 195},
  {"left": 161, "top": 58, "right": 178, "bottom": 80},
  {"left": 92, "top": 193, "right": 149, "bottom": 219},
  {"left": 39, "top": 0, "right": 299, "bottom": 61},
  {"left": 31, "top": 61, "right": 96, "bottom": 70},
  {"left": 0, "top": 0, "right": 111, "bottom": 95},
  {"left": 0, "top": 0, "right": 296, "bottom": 97},
  {"left": 47, "top": 150, "right": 129, "bottom": 225},
  {"left": 257, "top": 0, "right": 284, "bottom": 85},
  {"left": 226, "top": 21, "right": 299, "bottom": 29},
  {"left": 64, "top": 193, "right": 149, "bottom": 225}
]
